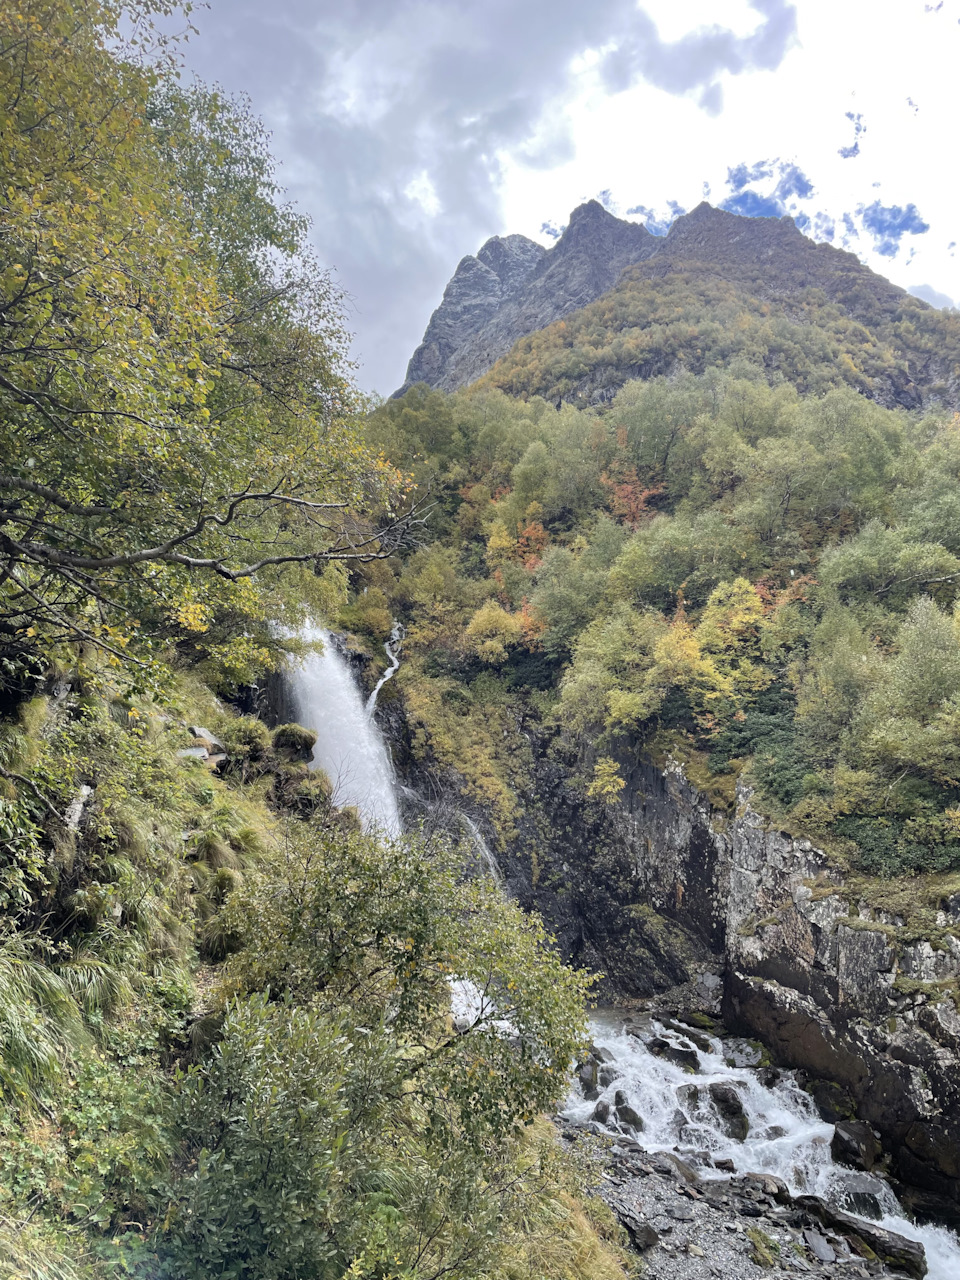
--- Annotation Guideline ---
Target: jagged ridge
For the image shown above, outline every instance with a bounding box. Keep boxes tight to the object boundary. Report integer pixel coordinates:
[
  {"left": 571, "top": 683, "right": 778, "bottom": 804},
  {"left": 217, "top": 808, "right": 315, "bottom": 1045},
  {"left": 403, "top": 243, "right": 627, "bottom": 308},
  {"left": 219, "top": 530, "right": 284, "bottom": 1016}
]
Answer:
[
  {"left": 400, "top": 200, "right": 960, "bottom": 412},
  {"left": 397, "top": 200, "right": 656, "bottom": 394}
]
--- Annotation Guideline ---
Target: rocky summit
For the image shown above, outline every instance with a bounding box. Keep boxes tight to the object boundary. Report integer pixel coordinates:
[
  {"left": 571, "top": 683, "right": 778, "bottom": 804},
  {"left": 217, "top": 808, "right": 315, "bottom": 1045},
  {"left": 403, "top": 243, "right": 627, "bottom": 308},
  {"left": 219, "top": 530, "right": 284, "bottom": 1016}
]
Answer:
[
  {"left": 397, "top": 199, "right": 656, "bottom": 394},
  {"left": 399, "top": 200, "right": 960, "bottom": 411}
]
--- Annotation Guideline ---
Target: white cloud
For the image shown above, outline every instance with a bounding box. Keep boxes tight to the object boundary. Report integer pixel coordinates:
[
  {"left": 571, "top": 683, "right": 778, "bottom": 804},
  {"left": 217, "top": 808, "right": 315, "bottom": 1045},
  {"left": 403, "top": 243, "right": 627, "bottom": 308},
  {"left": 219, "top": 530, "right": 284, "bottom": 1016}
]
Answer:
[{"left": 176, "top": 0, "right": 959, "bottom": 391}]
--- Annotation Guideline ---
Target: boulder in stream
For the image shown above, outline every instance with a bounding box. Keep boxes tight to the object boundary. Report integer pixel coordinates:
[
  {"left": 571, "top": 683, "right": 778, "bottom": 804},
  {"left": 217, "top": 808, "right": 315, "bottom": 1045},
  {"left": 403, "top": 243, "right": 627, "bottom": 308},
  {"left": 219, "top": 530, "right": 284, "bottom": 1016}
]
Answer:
[
  {"left": 831, "top": 1119, "right": 881, "bottom": 1171},
  {"left": 613, "top": 1089, "right": 644, "bottom": 1132},
  {"left": 708, "top": 1081, "right": 749, "bottom": 1140},
  {"left": 795, "top": 1195, "right": 928, "bottom": 1279},
  {"left": 576, "top": 1057, "right": 600, "bottom": 1100},
  {"left": 647, "top": 1035, "right": 700, "bottom": 1072}
]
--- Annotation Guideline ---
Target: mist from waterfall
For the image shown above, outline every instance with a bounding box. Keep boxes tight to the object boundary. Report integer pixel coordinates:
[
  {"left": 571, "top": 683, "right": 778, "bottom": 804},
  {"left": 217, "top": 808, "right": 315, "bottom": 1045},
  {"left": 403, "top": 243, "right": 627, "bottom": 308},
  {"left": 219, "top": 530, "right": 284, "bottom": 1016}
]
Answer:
[{"left": 288, "top": 627, "right": 401, "bottom": 837}]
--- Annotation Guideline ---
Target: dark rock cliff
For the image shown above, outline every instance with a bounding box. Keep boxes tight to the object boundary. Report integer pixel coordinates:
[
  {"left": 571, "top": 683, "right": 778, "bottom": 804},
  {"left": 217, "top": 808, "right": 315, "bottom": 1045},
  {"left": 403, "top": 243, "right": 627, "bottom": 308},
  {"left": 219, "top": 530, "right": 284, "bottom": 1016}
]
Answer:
[
  {"left": 531, "top": 751, "right": 960, "bottom": 1211},
  {"left": 383, "top": 696, "right": 960, "bottom": 1211},
  {"left": 397, "top": 201, "right": 657, "bottom": 394}
]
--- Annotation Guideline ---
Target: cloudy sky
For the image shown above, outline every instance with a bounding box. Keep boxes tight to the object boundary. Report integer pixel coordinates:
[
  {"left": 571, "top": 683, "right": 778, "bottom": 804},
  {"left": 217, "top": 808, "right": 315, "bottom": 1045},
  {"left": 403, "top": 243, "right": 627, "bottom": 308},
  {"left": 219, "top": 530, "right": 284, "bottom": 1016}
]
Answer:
[{"left": 174, "top": 0, "right": 960, "bottom": 394}]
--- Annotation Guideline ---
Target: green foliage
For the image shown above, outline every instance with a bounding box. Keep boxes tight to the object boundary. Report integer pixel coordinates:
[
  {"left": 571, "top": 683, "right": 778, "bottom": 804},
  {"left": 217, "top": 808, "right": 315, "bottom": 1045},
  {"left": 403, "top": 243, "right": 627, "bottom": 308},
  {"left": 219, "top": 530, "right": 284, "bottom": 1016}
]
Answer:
[
  {"left": 164, "top": 994, "right": 354, "bottom": 1279},
  {"left": 375, "top": 365, "right": 960, "bottom": 881},
  {"left": 0, "top": 934, "right": 84, "bottom": 1104},
  {"left": 481, "top": 257, "right": 960, "bottom": 410},
  {"left": 221, "top": 824, "right": 590, "bottom": 1133},
  {"left": 271, "top": 721, "right": 318, "bottom": 759},
  {"left": 586, "top": 757, "right": 626, "bottom": 803},
  {"left": 150, "top": 822, "right": 591, "bottom": 1280},
  {"left": 0, "top": 0, "right": 408, "bottom": 685}
]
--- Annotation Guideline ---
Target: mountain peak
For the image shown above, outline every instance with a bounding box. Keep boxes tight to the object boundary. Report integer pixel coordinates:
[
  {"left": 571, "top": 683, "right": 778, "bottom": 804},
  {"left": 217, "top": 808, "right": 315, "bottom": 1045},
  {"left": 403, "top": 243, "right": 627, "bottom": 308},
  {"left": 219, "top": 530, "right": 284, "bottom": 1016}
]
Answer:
[
  {"left": 397, "top": 203, "right": 658, "bottom": 395},
  {"left": 567, "top": 199, "right": 616, "bottom": 225}
]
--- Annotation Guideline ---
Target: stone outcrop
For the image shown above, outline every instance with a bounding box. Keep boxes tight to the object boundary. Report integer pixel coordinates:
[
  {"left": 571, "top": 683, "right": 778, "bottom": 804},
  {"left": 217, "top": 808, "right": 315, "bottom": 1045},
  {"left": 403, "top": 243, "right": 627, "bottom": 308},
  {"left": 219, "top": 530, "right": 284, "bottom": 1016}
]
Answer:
[
  {"left": 556, "top": 755, "right": 960, "bottom": 1208},
  {"left": 397, "top": 200, "right": 656, "bottom": 394}
]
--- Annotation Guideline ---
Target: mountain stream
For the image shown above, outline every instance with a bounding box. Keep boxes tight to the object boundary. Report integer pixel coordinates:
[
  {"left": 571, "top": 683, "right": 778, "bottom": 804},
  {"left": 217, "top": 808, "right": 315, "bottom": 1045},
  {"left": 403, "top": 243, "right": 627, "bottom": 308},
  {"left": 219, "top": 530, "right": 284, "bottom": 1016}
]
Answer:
[{"left": 287, "top": 632, "right": 960, "bottom": 1278}]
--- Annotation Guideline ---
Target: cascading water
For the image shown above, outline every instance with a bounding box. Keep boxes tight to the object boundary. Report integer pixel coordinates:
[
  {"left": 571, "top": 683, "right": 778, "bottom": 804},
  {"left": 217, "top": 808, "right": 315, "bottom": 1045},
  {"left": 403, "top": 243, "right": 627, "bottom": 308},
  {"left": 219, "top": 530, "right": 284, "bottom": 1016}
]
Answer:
[
  {"left": 366, "top": 622, "right": 404, "bottom": 714},
  {"left": 285, "top": 630, "right": 960, "bottom": 1274},
  {"left": 566, "top": 1014, "right": 960, "bottom": 1280},
  {"left": 288, "top": 626, "right": 401, "bottom": 836},
  {"left": 459, "top": 813, "right": 505, "bottom": 888}
]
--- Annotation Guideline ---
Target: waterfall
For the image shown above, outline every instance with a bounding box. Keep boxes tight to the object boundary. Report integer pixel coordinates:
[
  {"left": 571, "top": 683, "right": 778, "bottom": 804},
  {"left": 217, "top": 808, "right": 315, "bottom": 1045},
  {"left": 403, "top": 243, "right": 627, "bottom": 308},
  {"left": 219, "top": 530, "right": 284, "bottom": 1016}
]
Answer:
[
  {"left": 288, "top": 627, "right": 401, "bottom": 837},
  {"left": 459, "top": 813, "right": 504, "bottom": 887},
  {"left": 567, "top": 1014, "right": 960, "bottom": 1280},
  {"left": 366, "top": 622, "right": 404, "bottom": 714}
]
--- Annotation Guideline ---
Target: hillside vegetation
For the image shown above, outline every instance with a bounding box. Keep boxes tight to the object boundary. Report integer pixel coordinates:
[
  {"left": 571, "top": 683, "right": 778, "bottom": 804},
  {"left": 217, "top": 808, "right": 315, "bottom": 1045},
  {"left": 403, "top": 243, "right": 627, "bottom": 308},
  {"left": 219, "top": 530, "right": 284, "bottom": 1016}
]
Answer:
[
  {"left": 0, "top": 5, "right": 616, "bottom": 1277},
  {"left": 480, "top": 210, "right": 960, "bottom": 413},
  {"left": 366, "top": 366, "right": 960, "bottom": 879}
]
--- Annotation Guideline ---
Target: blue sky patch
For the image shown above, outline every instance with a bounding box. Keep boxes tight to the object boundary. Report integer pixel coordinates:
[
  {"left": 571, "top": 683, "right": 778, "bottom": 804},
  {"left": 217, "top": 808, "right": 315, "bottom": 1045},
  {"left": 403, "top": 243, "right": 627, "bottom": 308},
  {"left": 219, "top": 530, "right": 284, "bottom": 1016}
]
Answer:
[
  {"left": 839, "top": 111, "right": 866, "bottom": 159},
  {"left": 721, "top": 190, "right": 785, "bottom": 218},
  {"left": 625, "top": 203, "right": 674, "bottom": 235},
  {"left": 858, "top": 201, "right": 930, "bottom": 256},
  {"left": 719, "top": 158, "right": 815, "bottom": 220},
  {"left": 727, "top": 160, "right": 774, "bottom": 192}
]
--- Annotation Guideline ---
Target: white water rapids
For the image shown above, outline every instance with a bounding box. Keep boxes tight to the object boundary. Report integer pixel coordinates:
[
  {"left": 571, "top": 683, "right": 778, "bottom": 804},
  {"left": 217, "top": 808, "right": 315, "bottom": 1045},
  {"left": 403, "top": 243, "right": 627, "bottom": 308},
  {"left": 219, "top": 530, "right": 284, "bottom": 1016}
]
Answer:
[
  {"left": 565, "top": 1014, "right": 960, "bottom": 1279},
  {"left": 287, "top": 634, "right": 960, "bottom": 1277}
]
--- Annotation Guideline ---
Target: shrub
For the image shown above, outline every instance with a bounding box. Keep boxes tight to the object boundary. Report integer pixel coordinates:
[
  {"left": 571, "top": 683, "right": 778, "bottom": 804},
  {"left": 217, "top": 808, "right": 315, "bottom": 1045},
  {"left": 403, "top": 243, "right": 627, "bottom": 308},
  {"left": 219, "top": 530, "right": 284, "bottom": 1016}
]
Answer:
[{"left": 271, "top": 722, "right": 318, "bottom": 760}]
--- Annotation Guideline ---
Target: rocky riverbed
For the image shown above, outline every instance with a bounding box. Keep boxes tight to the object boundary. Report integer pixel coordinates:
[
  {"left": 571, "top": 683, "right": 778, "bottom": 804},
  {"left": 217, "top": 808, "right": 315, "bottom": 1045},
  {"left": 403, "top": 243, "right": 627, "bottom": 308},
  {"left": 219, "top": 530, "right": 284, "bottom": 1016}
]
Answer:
[
  {"left": 557, "top": 1007, "right": 960, "bottom": 1280},
  {"left": 561, "top": 1137, "right": 928, "bottom": 1279}
]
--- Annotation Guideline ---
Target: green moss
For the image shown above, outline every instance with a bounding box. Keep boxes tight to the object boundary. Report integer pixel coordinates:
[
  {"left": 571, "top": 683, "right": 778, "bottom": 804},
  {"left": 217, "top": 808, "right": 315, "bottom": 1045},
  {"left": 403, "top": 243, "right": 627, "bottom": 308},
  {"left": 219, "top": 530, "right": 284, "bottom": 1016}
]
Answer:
[{"left": 747, "top": 1227, "right": 780, "bottom": 1267}]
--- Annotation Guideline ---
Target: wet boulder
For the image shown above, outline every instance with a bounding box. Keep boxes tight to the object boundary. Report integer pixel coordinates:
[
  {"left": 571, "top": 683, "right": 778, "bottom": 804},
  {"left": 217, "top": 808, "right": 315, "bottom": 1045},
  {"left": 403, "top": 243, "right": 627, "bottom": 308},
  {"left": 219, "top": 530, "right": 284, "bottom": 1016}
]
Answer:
[
  {"left": 796, "top": 1196, "right": 928, "bottom": 1279},
  {"left": 806, "top": 1077, "right": 856, "bottom": 1124},
  {"left": 598, "top": 1064, "right": 621, "bottom": 1088},
  {"left": 677, "top": 1083, "right": 701, "bottom": 1111},
  {"left": 845, "top": 1189, "right": 883, "bottom": 1221},
  {"left": 576, "top": 1057, "right": 600, "bottom": 1100},
  {"left": 647, "top": 1036, "right": 700, "bottom": 1072},
  {"left": 590, "top": 1099, "right": 611, "bottom": 1125},
  {"left": 613, "top": 1089, "right": 644, "bottom": 1132},
  {"left": 664, "top": 1018, "right": 714, "bottom": 1053},
  {"left": 831, "top": 1119, "right": 881, "bottom": 1171},
  {"left": 668, "top": 1106, "right": 690, "bottom": 1139},
  {"left": 708, "top": 1081, "right": 749, "bottom": 1140}
]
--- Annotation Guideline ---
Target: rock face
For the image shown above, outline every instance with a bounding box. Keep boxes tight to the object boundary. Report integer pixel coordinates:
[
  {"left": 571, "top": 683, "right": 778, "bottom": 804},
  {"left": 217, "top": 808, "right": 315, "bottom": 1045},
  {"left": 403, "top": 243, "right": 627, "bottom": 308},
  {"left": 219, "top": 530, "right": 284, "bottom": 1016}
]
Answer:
[
  {"left": 551, "top": 757, "right": 960, "bottom": 1208},
  {"left": 397, "top": 201, "right": 656, "bottom": 394},
  {"left": 377, "top": 683, "right": 960, "bottom": 1209}
]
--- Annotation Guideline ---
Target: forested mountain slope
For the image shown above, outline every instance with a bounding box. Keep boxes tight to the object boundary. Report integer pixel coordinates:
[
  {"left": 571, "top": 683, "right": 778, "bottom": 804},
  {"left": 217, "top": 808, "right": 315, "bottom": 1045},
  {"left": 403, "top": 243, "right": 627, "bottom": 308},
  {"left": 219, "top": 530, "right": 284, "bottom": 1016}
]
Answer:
[
  {"left": 404, "top": 197, "right": 960, "bottom": 411},
  {"left": 484, "top": 204, "right": 960, "bottom": 410},
  {"left": 369, "top": 371, "right": 960, "bottom": 880}
]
